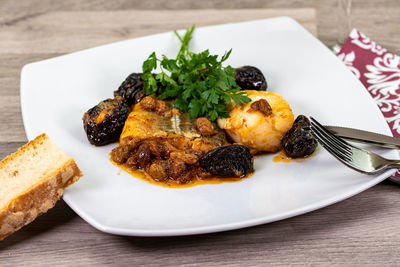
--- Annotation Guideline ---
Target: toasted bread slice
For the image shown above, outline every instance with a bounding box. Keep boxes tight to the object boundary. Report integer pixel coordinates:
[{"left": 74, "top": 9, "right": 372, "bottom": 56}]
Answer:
[{"left": 0, "top": 134, "right": 82, "bottom": 240}]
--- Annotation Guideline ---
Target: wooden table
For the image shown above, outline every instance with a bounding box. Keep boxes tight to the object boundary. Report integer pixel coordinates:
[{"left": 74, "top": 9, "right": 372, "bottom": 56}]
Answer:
[{"left": 1, "top": 1, "right": 400, "bottom": 266}]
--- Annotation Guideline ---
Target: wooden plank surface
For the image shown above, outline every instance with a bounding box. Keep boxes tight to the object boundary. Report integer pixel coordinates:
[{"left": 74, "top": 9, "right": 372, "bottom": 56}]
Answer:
[
  {"left": 0, "top": 9, "right": 315, "bottom": 143},
  {"left": 0, "top": 9, "right": 317, "bottom": 54},
  {"left": 0, "top": 0, "right": 399, "bottom": 54},
  {"left": 0, "top": 1, "right": 400, "bottom": 266}
]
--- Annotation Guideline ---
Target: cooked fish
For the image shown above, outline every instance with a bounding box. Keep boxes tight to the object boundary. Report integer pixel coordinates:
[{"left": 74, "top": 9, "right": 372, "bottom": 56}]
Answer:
[
  {"left": 120, "top": 103, "right": 227, "bottom": 147},
  {"left": 217, "top": 90, "right": 294, "bottom": 153},
  {"left": 112, "top": 101, "right": 232, "bottom": 184}
]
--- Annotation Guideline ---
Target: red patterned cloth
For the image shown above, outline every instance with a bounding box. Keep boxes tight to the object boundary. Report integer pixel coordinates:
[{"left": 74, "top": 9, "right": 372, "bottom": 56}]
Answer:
[{"left": 337, "top": 29, "right": 400, "bottom": 181}]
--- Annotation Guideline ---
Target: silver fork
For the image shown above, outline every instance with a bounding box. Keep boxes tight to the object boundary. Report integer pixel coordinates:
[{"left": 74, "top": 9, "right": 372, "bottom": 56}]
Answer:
[{"left": 310, "top": 117, "right": 400, "bottom": 175}]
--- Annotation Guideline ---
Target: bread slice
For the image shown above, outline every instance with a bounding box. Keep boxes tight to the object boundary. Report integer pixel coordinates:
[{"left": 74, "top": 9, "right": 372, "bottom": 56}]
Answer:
[{"left": 0, "top": 134, "right": 82, "bottom": 240}]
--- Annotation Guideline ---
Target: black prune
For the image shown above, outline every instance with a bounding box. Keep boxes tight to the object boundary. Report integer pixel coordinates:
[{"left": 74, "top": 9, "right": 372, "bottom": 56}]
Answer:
[
  {"left": 235, "top": 66, "right": 267, "bottom": 91},
  {"left": 199, "top": 145, "right": 254, "bottom": 177},
  {"left": 114, "top": 73, "right": 146, "bottom": 106},
  {"left": 281, "top": 115, "right": 317, "bottom": 158},
  {"left": 82, "top": 97, "right": 129, "bottom": 146}
]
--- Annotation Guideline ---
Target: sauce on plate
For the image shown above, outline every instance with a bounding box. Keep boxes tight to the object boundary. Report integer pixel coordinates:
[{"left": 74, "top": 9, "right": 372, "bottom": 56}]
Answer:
[
  {"left": 111, "top": 158, "right": 252, "bottom": 188},
  {"left": 273, "top": 149, "right": 317, "bottom": 163}
]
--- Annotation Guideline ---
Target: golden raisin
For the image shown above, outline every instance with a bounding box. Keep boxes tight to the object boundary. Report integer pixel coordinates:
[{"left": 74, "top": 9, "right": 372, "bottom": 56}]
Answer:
[{"left": 196, "top": 117, "right": 214, "bottom": 136}]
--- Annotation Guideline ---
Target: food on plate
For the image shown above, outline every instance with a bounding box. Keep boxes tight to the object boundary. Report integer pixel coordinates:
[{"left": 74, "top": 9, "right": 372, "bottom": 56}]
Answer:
[
  {"left": 281, "top": 115, "right": 317, "bottom": 158},
  {"left": 140, "top": 26, "right": 250, "bottom": 122},
  {"left": 199, "top": 145, "right": 253, "bottom": 177},
  {"left": 82, "top": 25, "right": 315, "bottom": 187},
  {"left": 217, "top": 90, "right": 294, "bottom": 153},
  {"left": 111, "top": 101, "right": 229, "bottom": 184},
  {"left": 83, "top": 96, "right": 130, "bottom": 146},
  {"left": 114, "top": 72, "right": 148, "bottom": 106},
  {"left": 119, "top": 98, "right": 227, "bottom": 142},
  {"left": 0, "top": 134, "right": 82, "bottom": 240},
  {"left": 235, "top": 65, "right": 268, "bottom": 91}
]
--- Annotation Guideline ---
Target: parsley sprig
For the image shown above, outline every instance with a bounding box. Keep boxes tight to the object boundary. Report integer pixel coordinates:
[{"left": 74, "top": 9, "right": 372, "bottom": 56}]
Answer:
[{"left": 142, "top": 25, "right": 251, "bottom": 121}]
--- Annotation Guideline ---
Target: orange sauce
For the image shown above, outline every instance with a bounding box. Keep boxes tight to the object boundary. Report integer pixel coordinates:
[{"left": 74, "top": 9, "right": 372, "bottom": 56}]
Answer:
[
  {"left": 272, "top": 149, "right": 317, "bottom": 163},
  {"left": 111, "top": 158, "right": 252, "bottom": 188},
  {"left": 110, "top": 149, "right": 316, "bottom": 188}
]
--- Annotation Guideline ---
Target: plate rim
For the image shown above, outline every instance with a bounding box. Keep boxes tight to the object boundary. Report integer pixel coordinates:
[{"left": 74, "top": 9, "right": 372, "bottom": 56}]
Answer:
[{"left": 63, "top": 169, "right": 394, "bottom": 236}]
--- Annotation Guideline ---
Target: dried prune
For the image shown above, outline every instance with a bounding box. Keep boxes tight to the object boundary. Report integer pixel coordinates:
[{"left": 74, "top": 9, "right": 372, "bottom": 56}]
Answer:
[
  {"left": 199, "top": 145, "right": 253, "bottom": 177},
  {"left": 83, "top": 97, "right": 129, "bottom": 146},
  {"left": 281, "top": 115, "right": 317, "bottom": 158},
  {"left": 114, "top": 73, "right": 146, "bottom": 106},
  {"left": 235, "top": 66, "right": 267, "bottom": 91}
]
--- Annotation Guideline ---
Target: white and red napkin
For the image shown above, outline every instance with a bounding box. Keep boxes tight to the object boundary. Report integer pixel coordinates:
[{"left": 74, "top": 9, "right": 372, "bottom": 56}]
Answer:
[{"left": 337, "top": 29, "right": 400, "bottom": 182}]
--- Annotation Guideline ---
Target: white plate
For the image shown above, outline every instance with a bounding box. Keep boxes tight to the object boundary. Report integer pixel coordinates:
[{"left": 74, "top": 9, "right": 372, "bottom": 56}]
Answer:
[{"left": 20, "top": 17, "right": 398, "bottom": 236}]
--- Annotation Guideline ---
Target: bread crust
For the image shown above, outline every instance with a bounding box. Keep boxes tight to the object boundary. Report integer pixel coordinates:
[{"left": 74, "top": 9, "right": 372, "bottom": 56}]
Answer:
[
  {"left": 0, "top": 133, "right": 48, "bottom": 169},
  {"left": 0, "top": 159, "right": 82, "bottom": 240}
]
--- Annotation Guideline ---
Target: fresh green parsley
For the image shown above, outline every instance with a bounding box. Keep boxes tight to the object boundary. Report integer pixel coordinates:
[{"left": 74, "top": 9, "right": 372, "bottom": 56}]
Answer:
[{"left": 141, "top": 25, "right": 251, "bottom": 121}]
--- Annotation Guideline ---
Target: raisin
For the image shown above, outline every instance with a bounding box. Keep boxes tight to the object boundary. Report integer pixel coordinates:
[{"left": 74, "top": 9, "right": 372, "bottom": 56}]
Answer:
[
  {"left": 169, "top": 160, "right": 186, "bottom": 179},
  {"left": 148, "top": 163, "right": 167, "bottom": 181},
  {"left": 170, "top": 151, "right": 198, "bottom": 165},
  {"left": 249, "top": 99, "right": 272, "bottom": 116},
  {"left": 140, "top": 96, "right": 156, "bottom": 111},
  {"left": 196, "top": 117, "right": 214, "bottom": 136},
  {"left": 111, "top": 146, "right": 130, "bottom": 164},
  {"left": 148, "top": 140, "right": 168, "bottom": 158},
  {"left": 155, "top": 100, "right": 169, "bottom": 115},
  {"left": 136, "top": 143, "right": 151, "bottom": 169}
]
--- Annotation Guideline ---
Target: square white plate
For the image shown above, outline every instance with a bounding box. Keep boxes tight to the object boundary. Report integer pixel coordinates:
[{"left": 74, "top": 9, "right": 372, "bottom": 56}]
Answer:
[{"left": 20, "top": 17, "right": 398, "bottom": 236}]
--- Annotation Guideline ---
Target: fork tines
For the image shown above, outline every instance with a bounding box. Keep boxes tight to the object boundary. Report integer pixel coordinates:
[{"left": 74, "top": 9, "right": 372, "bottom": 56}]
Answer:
[
  {"left": 309, "top": 117, "right": 354, "bottom": 164},
  {"left": 309, "top": 117, "right": 395, "bottom": 175}
]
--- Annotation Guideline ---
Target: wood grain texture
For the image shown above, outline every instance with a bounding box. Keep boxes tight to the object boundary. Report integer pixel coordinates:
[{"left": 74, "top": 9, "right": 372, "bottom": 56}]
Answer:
[
  {"left": 0, "top": 1, "right": 400, "bottom": 266},
  {"left": 0, "top": 53, "right": 60, "bottom": 142},
  {"left": 0, "top": 0, "right": 399, "bottom": 54},
  {"left": 0, "top": 9, "right": 316, "bottom": 54}
]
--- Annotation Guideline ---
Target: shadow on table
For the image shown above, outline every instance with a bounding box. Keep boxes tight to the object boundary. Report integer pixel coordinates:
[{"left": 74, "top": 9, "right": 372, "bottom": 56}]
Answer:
[
  {"left": 0, "top": 200, "right": 78, "bottom": 248},
  {"left": 120, "top": 180, "right": 398, "bottom": 252}
]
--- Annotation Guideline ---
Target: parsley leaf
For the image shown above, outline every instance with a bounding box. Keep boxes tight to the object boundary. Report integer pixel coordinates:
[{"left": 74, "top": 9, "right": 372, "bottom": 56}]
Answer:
[{"left": 141, "top": 25, "right": 251, "bottom": 121}]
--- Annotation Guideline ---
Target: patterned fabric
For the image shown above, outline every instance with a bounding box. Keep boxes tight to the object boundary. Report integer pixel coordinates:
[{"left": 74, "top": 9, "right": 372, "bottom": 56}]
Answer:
[{"left": 337, "top": 29, "right": 400, "bottom": 181}]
